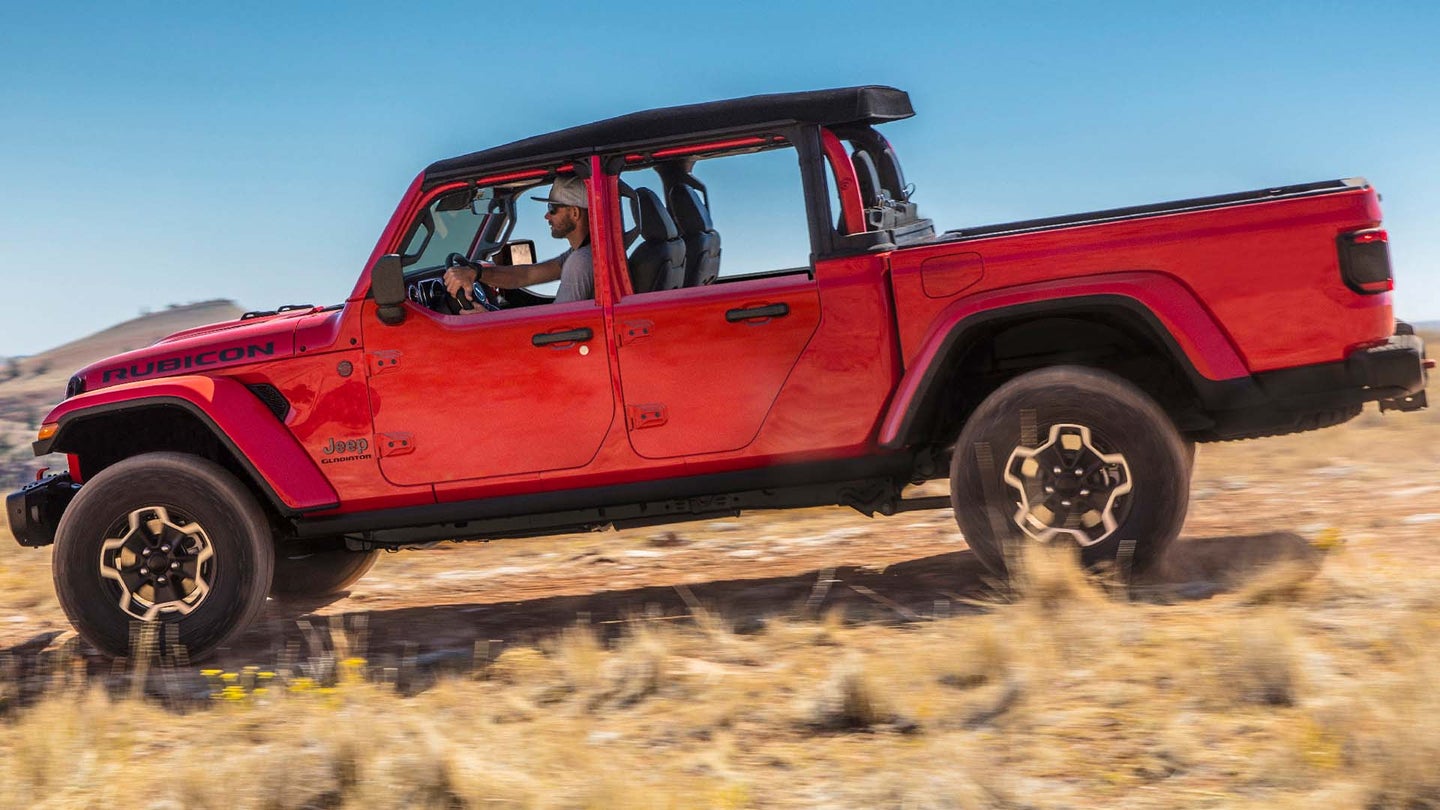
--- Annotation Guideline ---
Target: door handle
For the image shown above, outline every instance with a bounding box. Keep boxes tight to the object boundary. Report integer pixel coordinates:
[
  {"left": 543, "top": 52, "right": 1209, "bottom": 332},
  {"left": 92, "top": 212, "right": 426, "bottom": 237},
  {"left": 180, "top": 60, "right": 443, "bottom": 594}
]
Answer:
[
  {"left": 532, "top": 327, "right": 593, "bottom": 347},
  {"left": 725, "top": 303, "right": 789, "bottom": 322}
]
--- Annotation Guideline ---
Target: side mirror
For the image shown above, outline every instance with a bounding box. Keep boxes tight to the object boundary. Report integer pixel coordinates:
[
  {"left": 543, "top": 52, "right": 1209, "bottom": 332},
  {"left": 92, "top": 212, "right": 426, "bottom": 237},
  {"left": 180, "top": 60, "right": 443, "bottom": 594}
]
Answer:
[
  {"left": 372, "top": 254, "right": 407, "bottom": 326},
  {"left": 497, "top": 240, "right": 536, "bottom": 266}
]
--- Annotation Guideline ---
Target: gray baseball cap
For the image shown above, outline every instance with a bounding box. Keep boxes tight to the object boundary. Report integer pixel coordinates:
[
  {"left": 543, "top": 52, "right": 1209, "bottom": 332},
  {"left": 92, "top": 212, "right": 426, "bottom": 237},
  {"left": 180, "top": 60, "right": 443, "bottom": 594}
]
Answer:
[{"left": 532, "top": 176, "right": 588, "bottom": 209}]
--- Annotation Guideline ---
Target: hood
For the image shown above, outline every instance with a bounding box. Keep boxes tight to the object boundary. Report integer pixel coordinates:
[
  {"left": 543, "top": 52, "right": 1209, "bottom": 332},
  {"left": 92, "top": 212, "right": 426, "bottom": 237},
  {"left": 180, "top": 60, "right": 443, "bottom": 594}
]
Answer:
[
  {"left": 153, "top": 306, "right": 320, "bottom": 345},
  {"left": 70, "top": 307, "right": 320, "bottom": 396}
]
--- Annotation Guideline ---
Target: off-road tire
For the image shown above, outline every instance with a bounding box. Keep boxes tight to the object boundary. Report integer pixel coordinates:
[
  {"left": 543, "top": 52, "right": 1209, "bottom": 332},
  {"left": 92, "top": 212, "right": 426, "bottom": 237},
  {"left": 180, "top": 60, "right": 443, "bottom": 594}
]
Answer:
[
  {"left": 951, "top": 366, "right": 1191, "bottom": 581},
  {"left": 52, "top": 452, "right": 274, "bottom": 660},
  {"left": 270, "top": 547, "right": 379, "bottom": 599}
]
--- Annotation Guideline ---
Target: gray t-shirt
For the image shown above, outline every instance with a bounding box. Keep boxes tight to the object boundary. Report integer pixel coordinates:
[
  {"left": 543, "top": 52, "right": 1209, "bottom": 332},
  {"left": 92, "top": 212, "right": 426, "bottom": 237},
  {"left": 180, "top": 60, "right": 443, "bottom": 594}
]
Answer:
[{"left": 552, "top": 244, "right": 594, "bottom": 304}]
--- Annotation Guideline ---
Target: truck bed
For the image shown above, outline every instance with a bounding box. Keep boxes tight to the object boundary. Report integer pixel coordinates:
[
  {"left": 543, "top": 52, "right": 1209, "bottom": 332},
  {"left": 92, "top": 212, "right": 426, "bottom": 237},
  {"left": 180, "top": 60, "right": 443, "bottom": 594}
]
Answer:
[
  {"left": 934, "top": 178, "right": 1366, "bottom": 243},
  {"left": 889, "top": 177, "right": 1388, "bottom": 379}
]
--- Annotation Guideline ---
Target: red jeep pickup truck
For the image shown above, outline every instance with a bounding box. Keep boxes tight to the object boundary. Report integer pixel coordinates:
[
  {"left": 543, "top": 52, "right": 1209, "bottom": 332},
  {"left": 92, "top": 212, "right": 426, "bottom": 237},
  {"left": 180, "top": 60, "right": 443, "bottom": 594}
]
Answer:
[{"left": 7, "top": 86, "right": 1429, "bottom": 659}]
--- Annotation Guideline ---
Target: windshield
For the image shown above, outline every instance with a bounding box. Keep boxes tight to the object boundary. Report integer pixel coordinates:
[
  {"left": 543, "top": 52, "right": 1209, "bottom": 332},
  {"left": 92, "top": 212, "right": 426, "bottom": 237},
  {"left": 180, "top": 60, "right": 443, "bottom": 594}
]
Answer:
[{"left": 400, "top": 189, "right": 495, "bottom": 276}]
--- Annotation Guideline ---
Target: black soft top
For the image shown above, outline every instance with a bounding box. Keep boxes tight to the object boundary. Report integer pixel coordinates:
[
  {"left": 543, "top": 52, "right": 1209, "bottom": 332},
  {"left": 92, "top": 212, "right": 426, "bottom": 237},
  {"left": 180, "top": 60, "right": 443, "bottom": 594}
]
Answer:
[{"left": 424, "top": 86, "right": 913, "bottom": 186}]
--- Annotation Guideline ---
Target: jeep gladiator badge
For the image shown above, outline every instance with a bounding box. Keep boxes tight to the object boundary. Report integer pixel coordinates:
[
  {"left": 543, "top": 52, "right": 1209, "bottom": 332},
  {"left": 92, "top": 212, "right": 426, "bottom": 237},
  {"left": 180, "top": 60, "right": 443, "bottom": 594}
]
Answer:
[{"left": 319, "top": 437, "right": 371, "bottom": 464}]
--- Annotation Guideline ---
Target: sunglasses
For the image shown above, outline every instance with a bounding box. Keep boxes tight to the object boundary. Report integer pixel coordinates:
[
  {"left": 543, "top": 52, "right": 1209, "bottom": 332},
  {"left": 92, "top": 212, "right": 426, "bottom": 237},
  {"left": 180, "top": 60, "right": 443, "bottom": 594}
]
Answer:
[{"left": 546, "top": 203, "right": 573, "bottom": 215}]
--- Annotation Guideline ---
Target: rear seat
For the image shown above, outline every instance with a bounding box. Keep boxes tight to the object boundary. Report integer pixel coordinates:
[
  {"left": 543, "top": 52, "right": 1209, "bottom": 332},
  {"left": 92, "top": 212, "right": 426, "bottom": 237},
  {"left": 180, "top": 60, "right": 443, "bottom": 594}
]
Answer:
[{"left": 667, "top": 182, "right": 721, "bottom": 286}]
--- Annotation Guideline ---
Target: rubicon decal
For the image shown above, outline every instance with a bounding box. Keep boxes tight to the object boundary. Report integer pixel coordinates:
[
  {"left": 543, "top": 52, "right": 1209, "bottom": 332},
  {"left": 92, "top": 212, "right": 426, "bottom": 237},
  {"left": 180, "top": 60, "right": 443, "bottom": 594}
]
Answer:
[
  {"left": 319, "top": 436, "right": 372, "bottom": 465},
  {"left": 99, "top": 343, "right": 277, "bottom": 383}
]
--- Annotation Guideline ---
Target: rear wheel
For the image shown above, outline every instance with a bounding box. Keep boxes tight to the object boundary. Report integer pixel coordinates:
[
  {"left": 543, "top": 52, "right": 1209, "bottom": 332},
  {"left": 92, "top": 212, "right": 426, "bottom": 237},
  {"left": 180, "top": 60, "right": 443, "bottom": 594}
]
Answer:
[
  {"left": 270, "top": 547, "right": 379, "bottom": 599},
  {"left": 52, "top": 452, "right": 274, "bottom": 660},
  {"left": 950, "top": 366, "right": 1191, "bottom": 580}
]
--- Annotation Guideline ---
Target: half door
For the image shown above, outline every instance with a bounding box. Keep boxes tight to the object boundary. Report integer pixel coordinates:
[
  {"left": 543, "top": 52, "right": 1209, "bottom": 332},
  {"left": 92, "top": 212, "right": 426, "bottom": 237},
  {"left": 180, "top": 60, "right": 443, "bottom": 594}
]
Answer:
[
  {"left": 609, "top": 142, "right": 821, "bottom": 459},
  {"left": 363, "top": 299, "right": 613, "bottom": 486}
]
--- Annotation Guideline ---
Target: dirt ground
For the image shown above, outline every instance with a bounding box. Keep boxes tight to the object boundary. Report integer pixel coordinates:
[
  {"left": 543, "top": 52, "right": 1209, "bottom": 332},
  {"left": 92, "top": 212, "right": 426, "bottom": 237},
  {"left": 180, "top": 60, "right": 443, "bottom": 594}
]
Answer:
[
  {"left": 3, "top": 381, "right": 1439, "bottom": 808},
  {"left": 4, "top": 392, "right": 1437, "bottom": 673}
]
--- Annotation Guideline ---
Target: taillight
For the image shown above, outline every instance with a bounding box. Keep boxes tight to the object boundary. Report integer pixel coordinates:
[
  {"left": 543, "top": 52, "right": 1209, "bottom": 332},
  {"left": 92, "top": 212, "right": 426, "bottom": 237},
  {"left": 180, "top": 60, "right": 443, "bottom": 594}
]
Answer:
[{"left": 1337, "top": 228, "right": 1393, "bottom": 294}]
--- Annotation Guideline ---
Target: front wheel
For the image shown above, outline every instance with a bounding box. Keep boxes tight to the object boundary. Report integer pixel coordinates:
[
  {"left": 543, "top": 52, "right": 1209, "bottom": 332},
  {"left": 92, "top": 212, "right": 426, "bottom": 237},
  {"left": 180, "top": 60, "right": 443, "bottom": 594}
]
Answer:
[
  {"left": 950, "top": 367, "right": 1191, "bottom": 580},
  {"left": 52, "top": 452, "right": 275, "bottom": 660}
]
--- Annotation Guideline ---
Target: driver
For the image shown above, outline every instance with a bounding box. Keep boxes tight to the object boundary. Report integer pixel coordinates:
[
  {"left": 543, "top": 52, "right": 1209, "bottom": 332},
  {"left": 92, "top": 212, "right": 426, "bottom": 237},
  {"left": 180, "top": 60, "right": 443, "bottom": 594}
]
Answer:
[{"left": 443, "top": 176, "right": 593, "bottom": 306}]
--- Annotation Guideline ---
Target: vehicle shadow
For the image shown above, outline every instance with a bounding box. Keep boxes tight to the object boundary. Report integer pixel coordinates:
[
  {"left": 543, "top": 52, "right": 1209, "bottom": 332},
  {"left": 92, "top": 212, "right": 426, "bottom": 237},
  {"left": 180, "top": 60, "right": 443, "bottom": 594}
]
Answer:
[
  {"left": 225, "top": 547, "right": 998, "bottom": 671},
  {"left": 215, "top": 530, "right": 1323, "bottom": 672},
  {"left": 0, "top": 531, "right": 1323, "bottom": 701},
  {"left": 1138, "top": 530, "right": 1324, "bottom": 599}
]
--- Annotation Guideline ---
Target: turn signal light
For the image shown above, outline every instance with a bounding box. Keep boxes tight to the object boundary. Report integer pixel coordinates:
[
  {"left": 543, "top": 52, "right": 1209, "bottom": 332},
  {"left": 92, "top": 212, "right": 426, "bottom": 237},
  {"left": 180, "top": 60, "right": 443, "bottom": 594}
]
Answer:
[{"left": 37, "top": 424, "right": 58, "bottom": 441}]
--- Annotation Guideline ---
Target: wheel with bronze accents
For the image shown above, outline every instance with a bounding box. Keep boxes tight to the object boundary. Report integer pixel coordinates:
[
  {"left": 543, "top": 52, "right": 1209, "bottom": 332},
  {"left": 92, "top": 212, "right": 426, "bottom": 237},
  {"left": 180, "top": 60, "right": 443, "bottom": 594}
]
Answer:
[
  {"left": 52, "top": 452, "right": 274, "bottom": 660},
  {"left": 950, "top": 366, "right": 1190, "bottom": 580}
]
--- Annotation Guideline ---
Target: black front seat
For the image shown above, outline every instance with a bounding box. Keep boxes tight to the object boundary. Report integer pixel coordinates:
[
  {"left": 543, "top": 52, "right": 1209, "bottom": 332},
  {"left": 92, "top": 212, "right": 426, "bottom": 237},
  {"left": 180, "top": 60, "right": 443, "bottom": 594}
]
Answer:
[
  {"left": 667, "top": 184, "right": 721, "bottom": 286},
  {"left": 627, "top": 188, "right": 686, "bottom": 293}
]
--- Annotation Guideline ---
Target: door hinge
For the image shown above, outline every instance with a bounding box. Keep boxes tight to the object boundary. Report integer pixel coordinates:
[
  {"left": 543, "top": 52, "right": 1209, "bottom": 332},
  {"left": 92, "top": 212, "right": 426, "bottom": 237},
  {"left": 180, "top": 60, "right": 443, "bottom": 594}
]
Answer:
[
  {"left": 626, "top": 403, "right": 668, "bottom": 430},
  {"left": 378, "top": 432, "right": 415, "bottom": 457},
  {"left": 619, "top": 319, "right": 654, "bottom": 345},
  {"left": 369, "top": 350, "right": 403, "bottom": 376}
]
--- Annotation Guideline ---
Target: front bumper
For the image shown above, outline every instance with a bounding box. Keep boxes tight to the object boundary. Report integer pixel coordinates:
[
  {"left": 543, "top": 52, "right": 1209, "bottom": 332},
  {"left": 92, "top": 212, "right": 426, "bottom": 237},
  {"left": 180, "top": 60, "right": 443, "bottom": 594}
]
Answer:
[{"left": 6, "top": 473, "right": 80, "bottom": 548}]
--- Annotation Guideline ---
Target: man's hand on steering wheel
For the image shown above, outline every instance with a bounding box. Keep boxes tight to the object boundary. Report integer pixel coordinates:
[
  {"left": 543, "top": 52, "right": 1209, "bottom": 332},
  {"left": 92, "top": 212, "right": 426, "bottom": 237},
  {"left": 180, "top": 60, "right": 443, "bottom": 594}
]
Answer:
[{"left": 442, "top": 253, "right": 499, "bottom": 314}]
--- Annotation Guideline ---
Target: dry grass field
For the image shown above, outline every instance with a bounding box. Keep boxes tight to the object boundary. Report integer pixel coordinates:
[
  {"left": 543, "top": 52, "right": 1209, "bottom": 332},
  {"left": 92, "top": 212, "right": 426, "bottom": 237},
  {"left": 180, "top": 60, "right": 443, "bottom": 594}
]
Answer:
[{"left": 1, "top": 342, "right": 1436, "bottom": 808}]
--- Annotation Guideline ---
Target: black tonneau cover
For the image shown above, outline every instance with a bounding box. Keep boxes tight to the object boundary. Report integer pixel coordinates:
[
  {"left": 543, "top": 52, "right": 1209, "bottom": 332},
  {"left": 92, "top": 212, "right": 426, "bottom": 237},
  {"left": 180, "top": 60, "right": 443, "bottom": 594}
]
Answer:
[
  {"left": 934, "top": 178, "right": 1368, "bottom": 243},
  {"left": 424, "top": 86, "right": 913, "bottom": 187}
]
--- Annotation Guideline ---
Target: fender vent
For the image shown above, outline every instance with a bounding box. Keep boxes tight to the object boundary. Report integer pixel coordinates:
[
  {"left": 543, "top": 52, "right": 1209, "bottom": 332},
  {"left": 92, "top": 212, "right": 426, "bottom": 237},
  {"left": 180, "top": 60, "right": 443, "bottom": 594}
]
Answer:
[{"left": 246, "top": 384, "right": 291, "bottom": 422}]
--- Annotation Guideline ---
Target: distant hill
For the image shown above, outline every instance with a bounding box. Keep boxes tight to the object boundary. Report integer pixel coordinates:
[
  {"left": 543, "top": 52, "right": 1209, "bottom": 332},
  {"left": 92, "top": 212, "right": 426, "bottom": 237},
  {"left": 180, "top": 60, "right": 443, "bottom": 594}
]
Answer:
[
  {"left": 1, "top": 300, "right": 244, "bottom": 398},
  {"left": 0, "top": 300, "right": 244, "bottom": 483}
]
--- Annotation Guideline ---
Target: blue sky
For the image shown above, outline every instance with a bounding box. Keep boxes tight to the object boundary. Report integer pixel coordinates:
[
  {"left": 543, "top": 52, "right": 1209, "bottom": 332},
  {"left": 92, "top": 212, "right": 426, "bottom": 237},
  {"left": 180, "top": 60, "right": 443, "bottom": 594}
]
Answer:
[{"left": 1, "top": 1, "right": 1436, "bottom": 356}]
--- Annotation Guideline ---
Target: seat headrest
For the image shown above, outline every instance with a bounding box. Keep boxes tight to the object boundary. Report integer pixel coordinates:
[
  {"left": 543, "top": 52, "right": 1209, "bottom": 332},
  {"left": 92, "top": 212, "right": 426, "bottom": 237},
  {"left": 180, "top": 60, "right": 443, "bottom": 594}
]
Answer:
[
  {"left": 877, "top": 143, "right": 909, "bottom": 201},
  {"left": 635, "top": 188, "right": 678, "bottom": 242},
  {"left": 852, "top": 150, "right": 882, "bottom": 205},
  {"left": 667, "top": 184, "right": 713, "bottom": 235}
]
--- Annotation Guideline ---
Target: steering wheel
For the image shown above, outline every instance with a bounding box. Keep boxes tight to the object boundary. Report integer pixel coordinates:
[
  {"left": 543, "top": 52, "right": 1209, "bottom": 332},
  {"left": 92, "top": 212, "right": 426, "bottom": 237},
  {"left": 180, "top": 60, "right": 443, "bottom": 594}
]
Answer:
[{"left": 442, "top": 253, "right": 500, "bottom": 314}]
